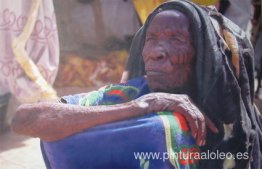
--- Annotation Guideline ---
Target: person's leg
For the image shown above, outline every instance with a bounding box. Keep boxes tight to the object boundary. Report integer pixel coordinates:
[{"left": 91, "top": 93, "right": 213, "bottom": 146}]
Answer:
[{"left": 0, "top": 93, "right": 11, "bottom": 133}]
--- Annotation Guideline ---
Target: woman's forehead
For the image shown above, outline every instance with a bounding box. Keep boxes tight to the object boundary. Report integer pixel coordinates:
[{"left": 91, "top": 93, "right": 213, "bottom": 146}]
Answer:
[{"left": 147, "top": 10, "right": 190, "bottom": 32}]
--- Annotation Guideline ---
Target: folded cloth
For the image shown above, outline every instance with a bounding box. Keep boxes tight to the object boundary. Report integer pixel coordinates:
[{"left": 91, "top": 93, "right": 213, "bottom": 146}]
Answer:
[{"left": 41, "top": 77, "right": 198, "bottom": 169}]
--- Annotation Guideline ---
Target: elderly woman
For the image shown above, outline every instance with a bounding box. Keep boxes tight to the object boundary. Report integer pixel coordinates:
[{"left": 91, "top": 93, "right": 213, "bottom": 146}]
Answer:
[{"left": 12, "top": 0, "right": 261, "bottom": 169}]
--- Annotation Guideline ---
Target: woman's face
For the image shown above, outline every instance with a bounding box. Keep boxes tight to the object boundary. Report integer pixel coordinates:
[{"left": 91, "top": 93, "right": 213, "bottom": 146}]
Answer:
[{"left": 142, "top": 10, "right": 194, "bottom": 92}]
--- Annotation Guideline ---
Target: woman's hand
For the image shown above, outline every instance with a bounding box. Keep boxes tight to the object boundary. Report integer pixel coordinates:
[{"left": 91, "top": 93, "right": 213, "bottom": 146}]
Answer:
[{"left": 133, "top": 93, "right": 218, "bottom": 146}]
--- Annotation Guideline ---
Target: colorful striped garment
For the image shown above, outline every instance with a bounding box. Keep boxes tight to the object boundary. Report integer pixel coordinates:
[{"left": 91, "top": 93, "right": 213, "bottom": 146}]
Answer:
[{"left": 41, "top": 76, "right": 198, "bottom": 169}]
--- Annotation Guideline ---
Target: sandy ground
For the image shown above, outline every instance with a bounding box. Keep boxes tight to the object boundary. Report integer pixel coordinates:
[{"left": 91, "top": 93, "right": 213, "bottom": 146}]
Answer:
[
  {"left": 0, "top": 132, "right": 45, "bottom": 169},
  {"left": 0, "top": 86, "right": 93, "bottom": 169}
]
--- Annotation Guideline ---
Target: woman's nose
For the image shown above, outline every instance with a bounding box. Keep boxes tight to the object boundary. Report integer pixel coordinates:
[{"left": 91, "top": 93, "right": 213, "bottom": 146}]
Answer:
[{"left": 148, "top": 46, "right": 167, "bottom": 61}]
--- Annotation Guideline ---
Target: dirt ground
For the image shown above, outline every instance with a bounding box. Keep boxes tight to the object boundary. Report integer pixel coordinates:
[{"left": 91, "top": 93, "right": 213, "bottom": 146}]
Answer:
[{"left": 0, "top": 86, "right": 92, "bottom": 169}]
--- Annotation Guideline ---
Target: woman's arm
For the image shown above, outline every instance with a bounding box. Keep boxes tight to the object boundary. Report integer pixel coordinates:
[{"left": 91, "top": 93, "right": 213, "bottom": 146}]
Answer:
[
  {"left": 12, "top": 101, "right": 143, "bottom": 142},
  {"left": 12, "top": 93, "right": 218, "bottom": 144}
]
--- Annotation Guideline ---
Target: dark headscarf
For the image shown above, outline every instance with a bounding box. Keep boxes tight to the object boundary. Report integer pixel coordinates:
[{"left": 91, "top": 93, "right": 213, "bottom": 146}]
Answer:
[{"left": 126, "top": 0, "right": 262, "bottom": 168}]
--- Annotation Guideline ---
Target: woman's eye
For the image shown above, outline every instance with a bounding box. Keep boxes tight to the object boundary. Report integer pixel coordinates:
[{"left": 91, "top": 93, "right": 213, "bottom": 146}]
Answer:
[
  {"left": 146, "top": 37, "right": 154, "bottom": 42},
  {"left": 170, "top": 36, "right": 185, "bottom": 43}
]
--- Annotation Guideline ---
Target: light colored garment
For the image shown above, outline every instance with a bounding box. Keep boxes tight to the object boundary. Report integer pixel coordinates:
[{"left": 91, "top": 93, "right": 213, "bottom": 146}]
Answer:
[
  {"left": 224, "top": 0, "right": 252, "bottom": 30},
  {"left": 0, "top": 0, "right": 59, "bottom": 103}
]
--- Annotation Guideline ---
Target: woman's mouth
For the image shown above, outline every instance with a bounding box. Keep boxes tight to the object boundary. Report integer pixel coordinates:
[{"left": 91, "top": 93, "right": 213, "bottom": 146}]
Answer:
[{"left": 146, "top": 70, "right": 163, "bottom": 76}]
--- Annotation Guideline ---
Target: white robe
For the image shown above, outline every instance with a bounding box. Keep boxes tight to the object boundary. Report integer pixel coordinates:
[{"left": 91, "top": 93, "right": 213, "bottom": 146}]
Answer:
[{"left": 0, "top": 0, "right": 59, "bottom": 103}]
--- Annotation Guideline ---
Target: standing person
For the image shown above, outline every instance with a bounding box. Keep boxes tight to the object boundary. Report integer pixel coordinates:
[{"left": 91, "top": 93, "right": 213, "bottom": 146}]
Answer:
[{"left": 0, "top": 0, "right": 59, "bottom": 132}]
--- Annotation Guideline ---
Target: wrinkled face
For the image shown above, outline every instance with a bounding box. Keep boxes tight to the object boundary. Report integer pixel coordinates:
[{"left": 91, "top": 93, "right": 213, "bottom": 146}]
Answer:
[{"left": 142, "top": 10, "right": 194, "bottom": 93}]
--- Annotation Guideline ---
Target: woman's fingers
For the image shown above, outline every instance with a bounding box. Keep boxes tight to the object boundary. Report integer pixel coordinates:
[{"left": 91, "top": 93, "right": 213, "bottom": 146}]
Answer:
[
  {"left": 175, "top": 105, "right": 200, "bottom": 144},
  {"left": 135, "top": 93, "right": 219, "bottom": 147},
  {"left": 196, "top": 112, "right": 206, "bottom": 146},
  {"left": 173, "top": 96, "right": 207, "bottom": 146},
  {"left": 184, "top": 107, "right": 205, "bottom": 146}
]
